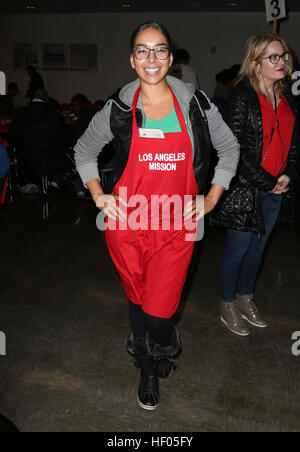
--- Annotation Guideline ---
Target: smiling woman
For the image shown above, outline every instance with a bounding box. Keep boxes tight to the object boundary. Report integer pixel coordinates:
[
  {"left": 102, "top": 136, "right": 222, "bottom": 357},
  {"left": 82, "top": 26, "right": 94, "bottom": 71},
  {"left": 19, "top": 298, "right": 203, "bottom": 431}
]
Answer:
[
  {"left": 129, "top": 23, "right": 174, "bottom": 105},
  {"left": 74, "top": 21, "right": 240, "bottom": 412}
]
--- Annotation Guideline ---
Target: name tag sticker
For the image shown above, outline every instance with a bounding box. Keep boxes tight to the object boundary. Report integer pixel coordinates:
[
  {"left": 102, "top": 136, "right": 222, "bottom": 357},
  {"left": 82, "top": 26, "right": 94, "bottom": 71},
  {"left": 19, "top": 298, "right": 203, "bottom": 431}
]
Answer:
[{"left": 139, "top": 128, "right": 165, "bottom": 139}]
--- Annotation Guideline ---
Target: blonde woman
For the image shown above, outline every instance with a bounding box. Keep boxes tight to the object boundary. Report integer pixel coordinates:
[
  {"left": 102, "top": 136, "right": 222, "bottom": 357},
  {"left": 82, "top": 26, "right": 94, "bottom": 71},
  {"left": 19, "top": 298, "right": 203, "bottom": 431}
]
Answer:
[{"left": 213, "top": 33, "right": 299, "bottom": 336}]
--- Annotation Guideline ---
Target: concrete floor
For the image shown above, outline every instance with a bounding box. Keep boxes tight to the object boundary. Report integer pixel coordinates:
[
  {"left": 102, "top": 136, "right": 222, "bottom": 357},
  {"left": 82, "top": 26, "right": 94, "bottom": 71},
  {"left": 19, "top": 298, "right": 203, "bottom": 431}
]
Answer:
[{"left": 0, "top": 194, "right": 299, "bottom": 432}]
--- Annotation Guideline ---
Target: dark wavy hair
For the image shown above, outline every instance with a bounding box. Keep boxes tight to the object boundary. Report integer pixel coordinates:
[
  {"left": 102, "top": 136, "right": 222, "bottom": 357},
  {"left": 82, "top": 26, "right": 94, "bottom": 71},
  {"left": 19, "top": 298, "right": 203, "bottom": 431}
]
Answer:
[{"left": 130, "top": 22, "right": 172, "bottom": 51}]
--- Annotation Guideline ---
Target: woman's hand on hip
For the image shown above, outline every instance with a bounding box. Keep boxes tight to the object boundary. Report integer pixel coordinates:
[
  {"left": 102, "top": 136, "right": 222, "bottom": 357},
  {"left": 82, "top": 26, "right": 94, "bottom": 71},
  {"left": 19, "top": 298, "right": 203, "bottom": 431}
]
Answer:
[
  {"left": 269, "top": 175, "right": 291, "bottom": 195},
  {"left": 184, "top": 187, "right": 224, "bottom": 221},
  {"left": 184, "top": 196, "right": 205, "bottom": 222},
  {"left": 95, "top": 193, "right": 127, "bottom": 222},
  {"left": 183, "top": 196, "right": 218, "bottom": 221}
]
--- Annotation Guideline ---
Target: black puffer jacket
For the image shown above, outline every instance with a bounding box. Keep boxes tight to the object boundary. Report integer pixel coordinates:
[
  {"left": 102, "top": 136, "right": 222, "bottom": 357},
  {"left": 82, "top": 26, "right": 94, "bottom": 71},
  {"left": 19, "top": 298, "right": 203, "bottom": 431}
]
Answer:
[{"left": 212, "top": 77, "right": 299, "bottom": 234}]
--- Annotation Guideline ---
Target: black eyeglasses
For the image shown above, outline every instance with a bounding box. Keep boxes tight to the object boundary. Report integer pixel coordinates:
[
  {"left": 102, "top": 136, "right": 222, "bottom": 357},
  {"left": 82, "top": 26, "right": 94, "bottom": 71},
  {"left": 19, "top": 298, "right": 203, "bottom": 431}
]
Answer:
[
  {"left": 257, "top": 52, "right": 291, "bottom": 65},
  {"left": 133, "top": 46, "right": 171, "bottom": 60}
]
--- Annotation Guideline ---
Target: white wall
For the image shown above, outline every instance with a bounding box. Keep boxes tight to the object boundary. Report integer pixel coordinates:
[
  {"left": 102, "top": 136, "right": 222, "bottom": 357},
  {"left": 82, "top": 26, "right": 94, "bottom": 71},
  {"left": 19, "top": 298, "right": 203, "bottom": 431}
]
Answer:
[{"left": 0, "top": 11, "right": 300, "bottom": 102}]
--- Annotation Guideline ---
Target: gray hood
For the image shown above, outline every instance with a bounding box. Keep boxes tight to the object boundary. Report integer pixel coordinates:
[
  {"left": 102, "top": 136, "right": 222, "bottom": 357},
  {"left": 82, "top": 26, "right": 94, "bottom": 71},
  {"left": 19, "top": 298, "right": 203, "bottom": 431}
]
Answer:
[{"left": 118, "top": 76, "right": 198, "bottom": 119}]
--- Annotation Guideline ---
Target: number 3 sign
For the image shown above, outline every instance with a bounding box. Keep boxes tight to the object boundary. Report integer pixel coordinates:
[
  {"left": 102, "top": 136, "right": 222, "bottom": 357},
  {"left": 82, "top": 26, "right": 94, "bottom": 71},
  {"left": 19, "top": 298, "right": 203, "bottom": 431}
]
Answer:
[{"left": 265, "top": 0, "right": 286, "bottom": 22}]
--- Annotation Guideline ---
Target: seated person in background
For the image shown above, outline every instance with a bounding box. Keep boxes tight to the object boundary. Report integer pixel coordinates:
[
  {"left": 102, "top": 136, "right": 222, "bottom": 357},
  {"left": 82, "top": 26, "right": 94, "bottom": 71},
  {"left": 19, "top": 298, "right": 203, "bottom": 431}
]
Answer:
[
  {"left": 71, "top": 93, "right": 90, "bottom": 113},
  {"left": 0, "top": 139, "right": 10, "bottom": 204},
  {"left": 9, "top": 89, "right": 72, "bottom": 193},
  {"left": 7, "top": 83, "right": 27, "bottom": 110},
  {"left": 212, "top": 64, "right": 241, "bottom": 109},
  {"left": 213, "top": 69, "right": 231, "bottom": 100},
  {"left": 70, "top": 93, "right": 99, "bottom": 141},
  {"left": 0, "top": 139, "right": 9, "bottom": 179},
  {"left": 69, "top": 94, "right": 100, "bottom": 197},
  {"left": 168, "top": 49, "right": 199, "bottom": 88},
  {"left": 0, "top": 98, "right": 13, "bottom": 134}
]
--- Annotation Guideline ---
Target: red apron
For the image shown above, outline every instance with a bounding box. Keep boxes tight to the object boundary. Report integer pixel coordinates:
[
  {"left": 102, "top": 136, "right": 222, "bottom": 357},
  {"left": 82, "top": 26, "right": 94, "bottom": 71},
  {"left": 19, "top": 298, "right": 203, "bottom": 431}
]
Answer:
[{"left": 105, "top": 86, "right": 199, "bottom": 318}]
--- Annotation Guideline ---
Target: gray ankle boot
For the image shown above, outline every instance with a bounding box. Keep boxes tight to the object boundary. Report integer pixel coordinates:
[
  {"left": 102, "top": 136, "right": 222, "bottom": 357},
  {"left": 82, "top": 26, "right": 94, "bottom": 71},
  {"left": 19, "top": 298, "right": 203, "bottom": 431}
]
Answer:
[
  {"left": 236, "top": 294, "right": 268, "bottom": 328},
  {"left": 220, "top": 300, "right": 250, "bottom": 337}
]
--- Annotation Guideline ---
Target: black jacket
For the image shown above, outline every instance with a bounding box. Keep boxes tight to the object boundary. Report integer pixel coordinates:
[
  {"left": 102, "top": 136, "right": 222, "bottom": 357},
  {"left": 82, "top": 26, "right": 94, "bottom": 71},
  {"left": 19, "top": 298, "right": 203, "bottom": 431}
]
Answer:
[
  {"left": 212, "top": 77, "right": 299, "bottom": 234},
  {"left": 10, "top": 101, "right": 72, "bottom": 176},
  {"left": 27, "top": 72, "right": 45, "bottom": 100}
]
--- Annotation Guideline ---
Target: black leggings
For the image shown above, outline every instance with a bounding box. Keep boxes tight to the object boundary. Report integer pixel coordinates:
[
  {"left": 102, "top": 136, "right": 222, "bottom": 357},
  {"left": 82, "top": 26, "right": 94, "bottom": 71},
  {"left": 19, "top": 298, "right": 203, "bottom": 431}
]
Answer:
[{"left": 129, "top": 301, "right": 174, "bottom": 347}]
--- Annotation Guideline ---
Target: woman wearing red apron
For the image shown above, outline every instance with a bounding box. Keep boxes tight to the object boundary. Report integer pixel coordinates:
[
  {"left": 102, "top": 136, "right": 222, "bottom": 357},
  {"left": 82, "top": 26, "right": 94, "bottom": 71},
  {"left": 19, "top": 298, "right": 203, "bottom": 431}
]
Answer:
[{"left": 75, "top": 22, "right": 240, "bottom": 410}]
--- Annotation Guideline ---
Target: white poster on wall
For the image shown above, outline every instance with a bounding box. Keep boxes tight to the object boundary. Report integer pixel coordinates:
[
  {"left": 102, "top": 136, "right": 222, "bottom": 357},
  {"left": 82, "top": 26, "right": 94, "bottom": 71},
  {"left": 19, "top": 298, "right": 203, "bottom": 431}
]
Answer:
[{"left": 265, "top": 0, "right": 286, "bottom": 22}]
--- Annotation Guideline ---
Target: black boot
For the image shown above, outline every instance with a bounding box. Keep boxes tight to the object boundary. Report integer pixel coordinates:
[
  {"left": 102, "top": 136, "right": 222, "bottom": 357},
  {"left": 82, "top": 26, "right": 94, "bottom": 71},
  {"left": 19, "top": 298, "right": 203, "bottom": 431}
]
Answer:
[
  {"left": 126, "top": 334, "right": 159, "bottom": 411},
  {"left": 147, "top": 328, "right": 181, "bottom": 379}
]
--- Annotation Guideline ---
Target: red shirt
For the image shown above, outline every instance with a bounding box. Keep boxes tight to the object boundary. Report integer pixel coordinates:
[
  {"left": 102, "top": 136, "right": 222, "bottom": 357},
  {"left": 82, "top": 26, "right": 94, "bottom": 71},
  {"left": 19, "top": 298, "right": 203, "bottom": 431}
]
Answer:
[{"left": 259, "top": 93, "right": 294, "bottom": 178}]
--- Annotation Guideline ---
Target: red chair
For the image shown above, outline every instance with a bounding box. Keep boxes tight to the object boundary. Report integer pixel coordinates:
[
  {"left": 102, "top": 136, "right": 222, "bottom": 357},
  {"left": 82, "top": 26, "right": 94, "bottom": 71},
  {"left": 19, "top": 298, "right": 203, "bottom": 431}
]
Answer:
[{"left": 0, "top": 177, "right": 8, "bottom": 204}]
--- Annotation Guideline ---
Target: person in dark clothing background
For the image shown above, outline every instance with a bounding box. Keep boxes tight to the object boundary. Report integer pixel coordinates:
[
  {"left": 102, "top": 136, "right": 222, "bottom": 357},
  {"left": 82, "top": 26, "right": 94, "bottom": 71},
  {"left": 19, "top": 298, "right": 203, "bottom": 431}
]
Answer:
[
  {"left": 0, "top": 96, "right": 14, "bottom": 122},
  {"left": 68, "top": 94, "right": 100, "bottom": 197},
  {"left": 10, "top": 89, "right": 72, "bottom": 192},
  {"left": 26, "top": 66, "right": 45, "bottom": 101},
  {"left": 70, "top": 94, "right": 98, "bottom": 141},
  {"left": 0, "top": 139, "right": 10, "bottom": 204},
  {"left": 0, "top": 139, "right": 9, "bottom": 179},
  {"left": 7, "top": 83, "right": 27, "bottom": 110}
]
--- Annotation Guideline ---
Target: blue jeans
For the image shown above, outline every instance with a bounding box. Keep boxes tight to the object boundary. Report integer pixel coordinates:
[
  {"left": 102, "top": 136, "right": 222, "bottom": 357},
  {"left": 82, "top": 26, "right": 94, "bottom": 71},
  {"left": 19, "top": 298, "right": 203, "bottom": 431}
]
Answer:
[{"left": 221, "top": 191, "right": 283, "bottom": 302}]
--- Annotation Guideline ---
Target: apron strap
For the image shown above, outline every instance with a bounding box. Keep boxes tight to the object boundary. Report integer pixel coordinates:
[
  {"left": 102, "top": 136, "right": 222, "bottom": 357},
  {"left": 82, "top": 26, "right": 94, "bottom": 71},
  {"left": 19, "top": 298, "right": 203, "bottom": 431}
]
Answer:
[
  {"left": 132, "top": 87, "right": 141, "bottom": 135},
  {"left": 131, "top": 85, "right": 188, "bottom": 137}
]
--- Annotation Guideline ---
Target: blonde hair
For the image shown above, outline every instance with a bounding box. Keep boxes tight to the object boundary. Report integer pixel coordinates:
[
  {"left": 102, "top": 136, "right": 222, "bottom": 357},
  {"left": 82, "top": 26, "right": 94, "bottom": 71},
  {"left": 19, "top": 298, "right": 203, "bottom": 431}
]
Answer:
[{"left": 236, "top": 33, "right": 293, "bottom": 94}]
